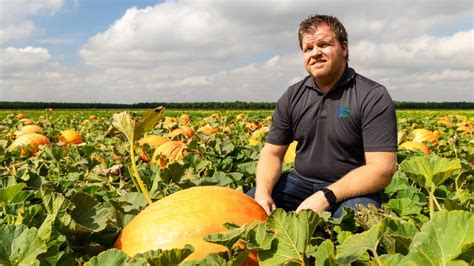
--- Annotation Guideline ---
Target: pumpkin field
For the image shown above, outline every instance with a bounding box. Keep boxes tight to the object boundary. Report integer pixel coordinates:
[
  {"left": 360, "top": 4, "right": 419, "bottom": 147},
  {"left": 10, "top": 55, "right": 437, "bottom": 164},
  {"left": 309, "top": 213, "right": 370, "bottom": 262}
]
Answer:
[{"left": 0, "top": 108, "right": 473, "bottom": 265}]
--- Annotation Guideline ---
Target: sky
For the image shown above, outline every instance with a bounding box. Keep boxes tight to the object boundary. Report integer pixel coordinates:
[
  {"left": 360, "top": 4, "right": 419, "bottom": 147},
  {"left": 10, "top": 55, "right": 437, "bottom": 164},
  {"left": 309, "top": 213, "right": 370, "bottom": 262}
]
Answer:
[{"left": 0, "top": 0, "right": 473, "bottom": 103}]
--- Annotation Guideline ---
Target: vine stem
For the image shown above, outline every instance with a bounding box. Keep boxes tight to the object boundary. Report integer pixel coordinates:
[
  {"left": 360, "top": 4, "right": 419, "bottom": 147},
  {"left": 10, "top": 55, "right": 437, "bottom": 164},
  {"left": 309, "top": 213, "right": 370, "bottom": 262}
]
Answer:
[
  {"left": 130, "top": 142, "right": 153, "bottom": 205},
  {"left": 429, "top": 187, "right": 435, "bottom": 218},
  {"left": 372, "top": 249, "right": 383, "bottom": 266}
]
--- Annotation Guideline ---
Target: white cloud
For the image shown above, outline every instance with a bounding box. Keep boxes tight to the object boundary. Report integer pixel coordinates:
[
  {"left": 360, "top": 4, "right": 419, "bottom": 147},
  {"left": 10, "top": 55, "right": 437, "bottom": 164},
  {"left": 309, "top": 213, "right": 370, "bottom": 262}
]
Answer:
[
  {"left": 1, "top": 0, "right": 473, "bottom": 102},
  {"left": 0, "top": 0, "right": 64, "bottom": 43}
]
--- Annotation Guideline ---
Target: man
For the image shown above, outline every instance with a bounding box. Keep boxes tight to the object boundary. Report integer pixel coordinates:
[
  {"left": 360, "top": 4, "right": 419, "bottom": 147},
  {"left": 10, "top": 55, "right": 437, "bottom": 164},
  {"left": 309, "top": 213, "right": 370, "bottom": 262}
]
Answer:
[{"left": 247, "top": 15, "right": 397, "bottom": 217}]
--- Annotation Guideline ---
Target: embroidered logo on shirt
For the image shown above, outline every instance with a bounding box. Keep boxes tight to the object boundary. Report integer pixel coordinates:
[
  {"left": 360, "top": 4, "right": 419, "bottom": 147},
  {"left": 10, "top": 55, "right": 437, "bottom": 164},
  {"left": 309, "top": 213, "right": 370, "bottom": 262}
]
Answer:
[{"left": 337, "top": 105, "right": 350, "bottom": 118}]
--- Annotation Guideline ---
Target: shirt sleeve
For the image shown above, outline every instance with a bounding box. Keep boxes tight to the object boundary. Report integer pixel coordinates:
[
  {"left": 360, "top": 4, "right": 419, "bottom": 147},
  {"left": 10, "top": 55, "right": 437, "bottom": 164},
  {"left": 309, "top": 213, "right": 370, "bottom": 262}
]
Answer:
[
  {"left": 361, "top": 85, "right": 398, "bottom": 152},
  {"left": 266, "top": 89, "right": 294, "bottom": 145}
]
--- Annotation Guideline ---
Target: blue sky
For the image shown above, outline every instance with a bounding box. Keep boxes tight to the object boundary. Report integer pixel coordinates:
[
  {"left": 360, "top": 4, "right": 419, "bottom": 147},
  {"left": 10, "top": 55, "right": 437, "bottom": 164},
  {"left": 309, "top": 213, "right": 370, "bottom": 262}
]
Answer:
[{"left": 1, "top": 0, "right": 473, "bottom": 103}]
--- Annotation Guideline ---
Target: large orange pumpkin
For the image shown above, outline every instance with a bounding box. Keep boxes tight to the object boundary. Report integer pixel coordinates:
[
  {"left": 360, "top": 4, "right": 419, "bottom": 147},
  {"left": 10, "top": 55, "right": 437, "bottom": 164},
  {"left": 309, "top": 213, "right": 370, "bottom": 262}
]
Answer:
[
  {"left": 58, "top": 130, "right": 83, "bottom": 146},
  {"left": 113, "top": 186, "right": 267, "bottom": 262},
  {"left": 9, "top": 133, "right": 51, "bottom": 155}
]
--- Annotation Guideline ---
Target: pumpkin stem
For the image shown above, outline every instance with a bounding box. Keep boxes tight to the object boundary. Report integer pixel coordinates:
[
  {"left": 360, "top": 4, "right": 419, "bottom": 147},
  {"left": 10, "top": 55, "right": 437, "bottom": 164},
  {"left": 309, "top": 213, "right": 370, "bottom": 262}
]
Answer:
[{"left": 130, "top": 142, "right": 153, "bottom": 205}]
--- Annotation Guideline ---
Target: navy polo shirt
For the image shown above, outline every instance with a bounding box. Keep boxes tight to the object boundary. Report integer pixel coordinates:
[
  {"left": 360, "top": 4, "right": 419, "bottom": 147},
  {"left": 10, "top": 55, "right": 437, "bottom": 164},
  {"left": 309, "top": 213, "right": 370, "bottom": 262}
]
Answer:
[{"left": 267, "top": 66, "right": 397, "bottom": 183}]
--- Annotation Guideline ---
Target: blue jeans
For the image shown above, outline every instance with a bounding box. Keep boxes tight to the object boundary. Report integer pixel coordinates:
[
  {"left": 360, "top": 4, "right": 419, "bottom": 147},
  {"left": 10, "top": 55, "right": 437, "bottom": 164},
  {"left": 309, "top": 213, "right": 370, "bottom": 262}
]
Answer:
[{"left": 246, "top": 172, "right": 381, "bottom": 218}]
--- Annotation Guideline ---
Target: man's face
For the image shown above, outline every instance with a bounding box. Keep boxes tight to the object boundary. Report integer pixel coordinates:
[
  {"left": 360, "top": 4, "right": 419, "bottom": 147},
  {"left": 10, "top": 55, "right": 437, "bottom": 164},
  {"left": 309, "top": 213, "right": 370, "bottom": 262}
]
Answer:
[{"left": 301, "top": 24, "right": 348, "bottom": 84}]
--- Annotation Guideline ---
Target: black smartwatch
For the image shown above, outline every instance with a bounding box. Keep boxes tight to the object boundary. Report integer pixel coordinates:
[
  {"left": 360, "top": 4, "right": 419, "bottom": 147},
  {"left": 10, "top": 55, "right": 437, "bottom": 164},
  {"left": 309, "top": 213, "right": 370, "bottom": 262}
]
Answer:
[{"left": 321, "top": 187, "right": 337, "bottom": 207}]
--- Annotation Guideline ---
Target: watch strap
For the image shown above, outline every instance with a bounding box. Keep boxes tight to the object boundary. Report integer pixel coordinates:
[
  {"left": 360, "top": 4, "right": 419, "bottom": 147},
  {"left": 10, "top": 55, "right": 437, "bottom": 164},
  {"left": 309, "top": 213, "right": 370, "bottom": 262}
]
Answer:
[{"left": 321, "top": 187, "right": 337, "bottom": 206}]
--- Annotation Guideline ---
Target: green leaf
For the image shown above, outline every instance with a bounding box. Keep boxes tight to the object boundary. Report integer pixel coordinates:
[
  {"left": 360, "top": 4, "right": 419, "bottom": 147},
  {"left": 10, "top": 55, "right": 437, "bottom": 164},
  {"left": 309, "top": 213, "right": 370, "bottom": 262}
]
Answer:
[
  {"left": 41, "top": 188, "right": 75, "bottom": 229},
  {"left": 204, "top": 227, "right": 246, "bottom": 252},
  {"left": 69, "top": 191, "right": 113, "bottom": 233},
  {"left": 380, "top": 253, "right": 404, "bottom": 265},
  {"left": 336, "top": 219, "right": 387, "bottom": 264},
  {"left": 384, "top": 218, "right": 418, "bottom": 255},
  {"left": 400, "top": 155, "right": 462, "bottom": 191},
  {"left": 0, "top": 183, "right": 26, "bottom": 204},
  {"left": 85, "top": 249, "right": 146, "bottom": 266},
  {"left": 247, "top": 222, "right": 274, "bottom": 251},
  {"left": 115, "top": 192, "right": 147, "bottom": 213},
  {"left": 160, "top": 163, "right": 187, "bottom": 184},
  {"left": 259, "top": 209, "right": 322, "bottom": 266},
  {"left": 133, "top": 244, "right": 194, "bottom": 265},
  {"left": 181, "top": 253, "right": 228, "bottom": 266},
  {"left": 399, "top": 210, "right": 474, "bottom": 265},
  {"left": 112, "top": 112, "right": 136, "bottom": 143},
  {"left": 134, "top": 107, "right": 165, "bottom": 141},
  {"left": 314, "top": 239, "right": 336, "bottom": 266},
  {"left": 387, "top": 198, "right": 422, "bottom": 217},
  {"left": 0, "top": 224, "right": 47, "bottom": 265}
]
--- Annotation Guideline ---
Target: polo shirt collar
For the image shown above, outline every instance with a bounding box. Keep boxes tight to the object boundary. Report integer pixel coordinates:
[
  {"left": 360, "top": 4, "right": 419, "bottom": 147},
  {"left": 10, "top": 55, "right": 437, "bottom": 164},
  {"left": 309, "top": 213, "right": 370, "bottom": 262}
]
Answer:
[{"left": 304, "top": 65, "right": 355, "bottom": 94}]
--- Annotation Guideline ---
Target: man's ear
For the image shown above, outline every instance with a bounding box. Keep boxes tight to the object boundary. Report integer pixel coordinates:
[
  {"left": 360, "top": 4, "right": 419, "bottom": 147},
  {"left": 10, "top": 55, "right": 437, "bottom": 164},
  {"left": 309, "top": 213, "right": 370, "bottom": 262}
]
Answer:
[{"left": 342, "top": 41, "right": 349, "bottom": 58}]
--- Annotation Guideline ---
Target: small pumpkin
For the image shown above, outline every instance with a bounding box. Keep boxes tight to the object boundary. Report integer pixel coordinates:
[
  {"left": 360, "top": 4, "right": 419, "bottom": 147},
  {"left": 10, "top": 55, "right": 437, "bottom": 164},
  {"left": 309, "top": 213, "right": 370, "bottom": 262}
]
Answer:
[
  {"left": 457, "top": 122, "right": 473, "bottom": 134},
  {"left": 19, "top": 118, "right": 34, "bottom": 125},
  {"left": 236, "top": 114, "right": 245, "bottom": 120},
  {"left": 170, "top": 126, "right": 195, "bottom": 139},
  {"left": 58, "top": 130, "right": 83, "bottom": 146},
  {"left": 198, "top": 124, "right": 220, "bottom": 135},
  {"left": 151, "top": 140, "right": 186, "bottom": 167},
  {"left": 9, "top": 133, "right": 51, "bottom": 155},
  {"left": 399, "top": 141, "right": 429, "bottom": 155},
  {"left": 163, "top": 117, "right": 177, "bottom": 127},
  {"left": 14, "top": 125, "right": 43, "bottom": 137},
  {"left": 410, "top": 129, "right": 438, "bottom": 144},
  {"left": 245, "top": 121, "right": 262, "bottom": 131},
  {"left": 180, "top": 114, "right": 190, "bottom": 125},
  {"left": 137, "top": 135, "right": 169, "bottom": 162},
  {"left": 397, "top": 131, "right": 407, "bottom": 145},
  {"left": 16, "top": 113, "right": 26, "bottom": 119},
  {"left": 248, "top": 126, "right": 269, "bottom": 146},
  {"left": 113, "top": 186, "right": 267, "bottom": 262}
]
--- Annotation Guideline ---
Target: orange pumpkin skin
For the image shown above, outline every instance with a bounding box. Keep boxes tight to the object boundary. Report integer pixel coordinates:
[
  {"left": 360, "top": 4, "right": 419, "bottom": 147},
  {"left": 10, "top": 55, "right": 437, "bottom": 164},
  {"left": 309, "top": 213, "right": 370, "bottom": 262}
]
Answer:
[
  {"left": 9, "top": 133, "right": 51, "bottom": 155},
  {"left": 16, "top": 113, "right": 26, "bottom": 119},
  {"left": 180, "top": 114, "right": 190, "bottom": 125},
  {"left": 151, "top": 141, "right": 186, "bottom": 167},
  {"left": 138, "top": 135, "right": 170, "bottom": 162},
  {"left": 399, "top": 141, "right": 429, "bottom": 155},
  {"left": 14, "top": 125, "right": 43, "bottom": 136},
  {"left": 198, "top": 124, "right": 220, "bottom": 135},
  {"left": 171, "top": 126, "right": 195, "bottom": 139},
  {"left": 410, "top": 129, "right": 438, "bottom": 144},
  {"left": 113, "top": 186, "right": 267, "bottom": 262},
  {"left": 58, "top": 130, "right": 83, "bottom": 145}
]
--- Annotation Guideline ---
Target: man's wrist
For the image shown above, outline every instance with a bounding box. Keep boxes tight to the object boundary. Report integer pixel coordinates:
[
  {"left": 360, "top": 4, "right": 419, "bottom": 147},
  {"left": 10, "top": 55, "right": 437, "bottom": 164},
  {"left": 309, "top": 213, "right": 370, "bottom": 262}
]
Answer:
[{"left": 321, "top": 187, "right": 337, "bottom": 207}]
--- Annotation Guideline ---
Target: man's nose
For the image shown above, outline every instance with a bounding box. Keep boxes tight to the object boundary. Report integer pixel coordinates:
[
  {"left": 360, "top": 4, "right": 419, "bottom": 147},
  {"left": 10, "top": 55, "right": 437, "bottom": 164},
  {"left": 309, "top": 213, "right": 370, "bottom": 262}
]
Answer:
[{"left": 309, "top": 47, "right": 322, "bottom": 56}]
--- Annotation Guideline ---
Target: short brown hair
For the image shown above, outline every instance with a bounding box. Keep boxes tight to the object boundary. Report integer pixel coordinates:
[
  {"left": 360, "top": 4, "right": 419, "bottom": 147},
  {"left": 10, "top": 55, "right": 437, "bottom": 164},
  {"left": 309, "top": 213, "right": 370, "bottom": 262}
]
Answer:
[{"left": 298, "top": 15, "right": 348, "bottom": 59}]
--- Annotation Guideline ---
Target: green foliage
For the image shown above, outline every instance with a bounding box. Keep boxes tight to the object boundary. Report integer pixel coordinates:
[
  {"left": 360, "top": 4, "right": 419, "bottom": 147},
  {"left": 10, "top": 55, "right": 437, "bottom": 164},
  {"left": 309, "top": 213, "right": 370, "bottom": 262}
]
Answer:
[{"left": 0, "top": 109, "right": 472, "bottom": 265}]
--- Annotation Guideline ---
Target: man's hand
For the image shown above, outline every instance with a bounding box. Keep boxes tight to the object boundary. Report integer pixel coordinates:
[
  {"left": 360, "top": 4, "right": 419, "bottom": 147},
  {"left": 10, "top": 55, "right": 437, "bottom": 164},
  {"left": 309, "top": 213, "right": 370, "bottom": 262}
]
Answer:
[
  {"left": 295, "top": 191, "right": 330, "bottom": 213},
  {"left": 255, "top": 193, "right": 276, "bottom": 215}
]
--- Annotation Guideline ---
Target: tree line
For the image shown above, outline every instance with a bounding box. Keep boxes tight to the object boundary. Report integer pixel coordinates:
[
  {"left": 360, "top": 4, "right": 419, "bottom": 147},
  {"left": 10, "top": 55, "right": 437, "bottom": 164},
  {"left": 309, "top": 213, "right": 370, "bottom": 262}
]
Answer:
[{"left": 0, "top": 101, "right": 473, "bottom": 110}]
